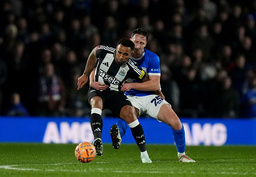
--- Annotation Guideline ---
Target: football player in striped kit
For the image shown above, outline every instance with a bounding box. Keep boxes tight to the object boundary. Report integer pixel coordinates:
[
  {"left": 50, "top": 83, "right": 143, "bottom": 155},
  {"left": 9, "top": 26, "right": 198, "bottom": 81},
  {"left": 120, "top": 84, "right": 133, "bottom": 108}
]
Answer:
[
  {"left": 109, "top": 28, "right": 196, "bottom": 162},
  {"left": 77, "top": 38, "right": 152, "bottom": 163}
]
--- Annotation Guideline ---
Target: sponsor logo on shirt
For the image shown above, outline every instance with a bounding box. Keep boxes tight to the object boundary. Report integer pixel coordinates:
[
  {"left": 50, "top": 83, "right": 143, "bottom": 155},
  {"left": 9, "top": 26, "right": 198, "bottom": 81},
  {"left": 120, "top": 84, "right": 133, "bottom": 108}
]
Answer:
[{"left": 99, "top": 69, "right": 120, "bottom": 85}]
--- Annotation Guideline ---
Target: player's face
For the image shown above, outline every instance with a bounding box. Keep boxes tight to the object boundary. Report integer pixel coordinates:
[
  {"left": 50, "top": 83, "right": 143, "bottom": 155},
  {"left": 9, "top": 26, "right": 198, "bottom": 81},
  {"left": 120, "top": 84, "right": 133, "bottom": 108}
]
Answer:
[
  {"left": 115, "top": 44, "right": 132, "bottom": 65},
  {"left": 130, "top": 34, "right": 147, "bottom": 58}
]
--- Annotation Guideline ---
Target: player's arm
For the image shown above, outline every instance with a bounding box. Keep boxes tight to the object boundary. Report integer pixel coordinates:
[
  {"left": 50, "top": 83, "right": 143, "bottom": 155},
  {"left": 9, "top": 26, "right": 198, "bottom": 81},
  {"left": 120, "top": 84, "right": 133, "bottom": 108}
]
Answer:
[
  {"left": 77, "top": 46, "right": 98, "bottom": 90},
  {"left": 121, "top": 74, "right": 160, "bottom": 92},
  {"left": 89, "top": 68, "right": 109, "bottom": 90}
]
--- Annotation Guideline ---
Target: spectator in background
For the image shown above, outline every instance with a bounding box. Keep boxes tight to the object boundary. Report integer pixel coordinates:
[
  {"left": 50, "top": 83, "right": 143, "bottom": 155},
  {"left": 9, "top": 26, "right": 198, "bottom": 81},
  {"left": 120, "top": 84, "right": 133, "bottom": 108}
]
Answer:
[
  {"left": 229, "top": 25, "right": 246, "bottom": 52},
  {"left": 66, "top": 18, "right": 83, "bottom": 51},
  {"left": 5, "top": 92, "right": 29, "bottom": 116},
  {"left": 50, "top": 9, "right": 65, "bottom": 34},
  {"left": 214, "top": 76, "right": 240, "bottom": 118},
  {"left": 4, "top": 41, "right": 31, "bottom": 110},
  {"left": 2, "top": 24, "right": 18, "bottom": 56},
  {"left": 229, "top": 54, "right": 250, "bottom": 98},
  {"left": 190, "top": 23, "right": 214, "bottom": 62},
  {"left": 1, "top": 0, "right": 256, "bottom": 118},
  {"left": 210, "top": 21, "right": 225, "bottom": 56},
  {"left": 199, "top": 0, "right": 217, "bottom": 22},
  {"left": 36, "top": 63, "right": 66, "bottom": 116},
  {"left": 59, "top": 49, "right": 81, "bottom": 86},
  {"left": 173, "top": 55, "right": 193, "bottom": 83},
  {"left": 38, "top": 48, "right": 52, "bottom": 73},
  {"left": 216, "top": 45, "right": 233, "bottom": 70},
  {"left": 80, "top": 15, "right": 99, "bottom": 41},
  {"left": 65, "top": 70, "right": 90, "bottom": 117},
  {"left": 38, "top": 22, "right": 53, "bottom": 48},
  {"left": 242, "top": 76, "right": 256, "bottom": 118},
  {"left": 204, "top": 68, "right": 229, "bottom": 117},
  {"left": 152, "top": 19, "right": 167, "bottom": 50},
  {"left": 239, "top": 36, "right": 256, "bottom": 67},
  {"left": 178, "top": 66, "right": 204, "bottom": 117},
  {"left": 16, "top": 17, "right": 30, "bottom": 44},
  {"left": 102, "top": 16, "right": 118, "bottom": 46},
  {"left": 244, "top": 13, "right": 256, "bottom": 41},
  {"left": 51, "top": 42, "right": 65, "bottom": 68},
  {"left": 226, "top": 4, "right": 243, "bottom": 31},
  {"left": 213, "top": 9, "right": 230, "bottom": 41},
  {"left": 160, "top": 65, "right": 180, "bottom": 113}
]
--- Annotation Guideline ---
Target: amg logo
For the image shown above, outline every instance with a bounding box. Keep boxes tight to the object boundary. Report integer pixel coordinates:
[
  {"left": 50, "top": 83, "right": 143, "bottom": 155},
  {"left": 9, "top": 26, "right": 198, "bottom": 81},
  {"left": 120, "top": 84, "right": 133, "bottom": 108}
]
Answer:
[{"left": 99, "top": 69, "right": 120, "bottom": 85}]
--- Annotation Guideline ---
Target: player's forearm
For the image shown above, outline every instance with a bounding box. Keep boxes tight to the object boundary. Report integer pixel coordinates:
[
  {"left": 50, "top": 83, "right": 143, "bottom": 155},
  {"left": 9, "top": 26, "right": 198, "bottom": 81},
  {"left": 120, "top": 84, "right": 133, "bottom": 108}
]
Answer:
[
  {"left": 89, "top": 68, "right": 96, "bottom": 86},
  {"left": 129, "top": 81, "right": 160, "bottom": 91},
  {"left": 131, "top": 75, "right": 160, "bottom": 91}
]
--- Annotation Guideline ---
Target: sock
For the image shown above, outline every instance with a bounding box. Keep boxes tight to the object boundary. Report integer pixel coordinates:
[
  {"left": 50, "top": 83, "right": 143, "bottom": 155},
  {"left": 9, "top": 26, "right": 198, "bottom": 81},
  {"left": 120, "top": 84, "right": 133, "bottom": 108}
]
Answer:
[
  {"left": 116, "top": 119, "right": 128, "bottom": 138},
  {"left": 90, "top": 108, "right": 103, "bottom": 139},
  {"left": 172, "top": 125, "right": 186, "bottom": 153},
  {"left": 129, "top": 120, "right": 146, "bottom": 152}
]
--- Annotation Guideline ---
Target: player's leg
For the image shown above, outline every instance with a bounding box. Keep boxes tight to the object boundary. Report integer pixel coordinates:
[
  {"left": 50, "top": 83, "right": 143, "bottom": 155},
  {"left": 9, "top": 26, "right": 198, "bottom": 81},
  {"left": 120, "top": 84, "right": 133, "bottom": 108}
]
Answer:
[
  {"left": 157, "top": 104, "right": 195, "bottom": 162},
  {"left": 110, "top": 96, "right": 140, "bottom": 149},
  {"left": 144, "top": 95, "right": 195, "bottom": 162},
  {"left": 109, "top": 92, "right": 151, "bottom": 163},
  {"left": 89, "top": 94, "right": 104, "bottom": 156},
  {"left": 117, "top": 118, "right": 128, "bottom": 137},
  {"left": 119, "top": 105, "right": 152, "bottom": 163},
  {"left": 110, "top": 107, "right": 138, "bottom": 149}
]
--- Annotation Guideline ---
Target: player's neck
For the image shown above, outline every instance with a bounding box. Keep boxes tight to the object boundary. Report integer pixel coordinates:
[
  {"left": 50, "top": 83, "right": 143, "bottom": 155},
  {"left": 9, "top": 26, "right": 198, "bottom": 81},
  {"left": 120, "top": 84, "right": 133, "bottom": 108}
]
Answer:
[{"left": 132, "top": 52, "right": 145, "bottom": 60}]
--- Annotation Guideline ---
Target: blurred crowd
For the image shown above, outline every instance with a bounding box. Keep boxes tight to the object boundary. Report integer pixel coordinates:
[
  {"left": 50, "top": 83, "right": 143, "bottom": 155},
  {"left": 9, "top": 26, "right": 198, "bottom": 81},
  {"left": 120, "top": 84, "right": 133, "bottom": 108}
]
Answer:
[{"left": 1, "top": 0, "right": 256, "bottom": 118}]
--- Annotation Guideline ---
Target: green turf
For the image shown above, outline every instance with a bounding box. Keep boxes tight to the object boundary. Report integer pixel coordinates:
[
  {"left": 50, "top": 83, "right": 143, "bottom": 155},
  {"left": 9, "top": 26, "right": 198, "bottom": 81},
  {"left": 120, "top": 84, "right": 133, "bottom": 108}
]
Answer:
[{"left": 0, "top": 143, "right": 255, "bottom": 177}]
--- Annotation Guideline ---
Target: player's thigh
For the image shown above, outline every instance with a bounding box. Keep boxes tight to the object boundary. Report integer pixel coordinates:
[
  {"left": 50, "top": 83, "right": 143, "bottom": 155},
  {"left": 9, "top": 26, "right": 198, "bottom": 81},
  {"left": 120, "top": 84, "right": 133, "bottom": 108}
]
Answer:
[
  {"left": 157, "top": 104, "right": 182, "bottom": 130},
  {"left": 146, "top": 95, "right": 168, "bottom": 119},
  {"left": 119, "top": 105, "right": 137, "bottom": 123},
  {"left": 127, "top": 95, "right": 145, "bottom": 116},
  {"left": 107, "top": 92, "right": 132, "bottom": 118}
]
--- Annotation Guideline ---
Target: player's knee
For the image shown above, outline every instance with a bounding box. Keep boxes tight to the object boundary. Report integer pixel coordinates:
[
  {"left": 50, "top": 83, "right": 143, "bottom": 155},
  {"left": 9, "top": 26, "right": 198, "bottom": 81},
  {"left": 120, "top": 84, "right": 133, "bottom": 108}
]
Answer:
[
  {"left": 172, "top": 119, "right": 182, "bottom": 130},
  {"left": 120, "top": 105, "right": 137, "bottom": 123},
  {"left": 90, "top": 96, "right": 103, "bottom": 108}
]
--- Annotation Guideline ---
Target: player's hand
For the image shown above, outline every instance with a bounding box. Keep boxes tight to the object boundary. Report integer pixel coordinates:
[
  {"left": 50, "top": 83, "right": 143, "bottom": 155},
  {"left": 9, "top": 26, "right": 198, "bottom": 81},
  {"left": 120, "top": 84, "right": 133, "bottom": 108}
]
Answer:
[
  {"left": 90, "top": 82, "right": 109, "bottom": 91},
  {"left": 121, "top": 83, "right": 133, "bottom": 92},
  {"left": 77, "top": 74, "right": 88, "bottom": 90}
]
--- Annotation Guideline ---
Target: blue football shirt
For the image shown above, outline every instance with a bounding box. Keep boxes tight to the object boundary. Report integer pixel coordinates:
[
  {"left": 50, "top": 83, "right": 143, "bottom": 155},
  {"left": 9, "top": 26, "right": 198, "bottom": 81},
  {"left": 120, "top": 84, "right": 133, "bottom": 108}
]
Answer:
[{"left": 125, "top": 49, "right": 161, "bottom": 96}]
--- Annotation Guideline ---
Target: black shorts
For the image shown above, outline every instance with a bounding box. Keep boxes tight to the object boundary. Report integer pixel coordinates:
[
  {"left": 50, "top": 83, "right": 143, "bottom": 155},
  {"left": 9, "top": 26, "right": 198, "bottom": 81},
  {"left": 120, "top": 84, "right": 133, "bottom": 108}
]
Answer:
[{"left": 88, "top": 87, "right": 132, "bottom": 117}]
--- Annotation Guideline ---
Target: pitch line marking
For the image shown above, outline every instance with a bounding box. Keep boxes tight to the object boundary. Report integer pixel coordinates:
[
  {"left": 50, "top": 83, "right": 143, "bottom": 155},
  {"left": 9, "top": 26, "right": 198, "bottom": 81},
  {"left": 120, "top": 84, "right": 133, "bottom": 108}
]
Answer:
[{"left": 0, "top": 164, "right": 255, "bottom": 176}]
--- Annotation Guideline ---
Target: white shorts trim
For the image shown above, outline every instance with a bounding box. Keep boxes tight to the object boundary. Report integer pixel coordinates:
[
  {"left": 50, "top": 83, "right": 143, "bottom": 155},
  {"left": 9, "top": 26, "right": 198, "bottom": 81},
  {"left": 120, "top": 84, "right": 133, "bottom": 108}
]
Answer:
[{"left": 127, "top": 95, "right": 170, "bottom": 119}]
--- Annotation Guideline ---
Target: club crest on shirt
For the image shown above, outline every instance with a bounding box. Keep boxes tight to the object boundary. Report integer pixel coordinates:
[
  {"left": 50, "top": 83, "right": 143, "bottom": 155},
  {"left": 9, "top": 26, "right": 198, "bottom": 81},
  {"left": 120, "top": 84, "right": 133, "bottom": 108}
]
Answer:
[{"left": 119, "top": 69, "right": 126, "bottom": 76}]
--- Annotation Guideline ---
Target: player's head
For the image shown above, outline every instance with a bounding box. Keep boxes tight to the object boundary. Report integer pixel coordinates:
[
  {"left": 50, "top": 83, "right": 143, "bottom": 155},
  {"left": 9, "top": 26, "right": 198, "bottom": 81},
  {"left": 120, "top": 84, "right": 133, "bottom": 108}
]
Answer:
[
  {"left": 115, "top": 38, "right": 134, "bottom": 65},
  {"left": 130, "top": 28, "right": 148, "bottom": 58}
]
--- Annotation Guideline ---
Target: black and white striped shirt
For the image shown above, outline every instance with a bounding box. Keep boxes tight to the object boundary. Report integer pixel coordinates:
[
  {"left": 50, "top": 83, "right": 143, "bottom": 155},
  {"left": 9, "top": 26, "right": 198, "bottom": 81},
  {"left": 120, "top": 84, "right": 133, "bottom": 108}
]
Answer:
[{"left": 94, "top": 45, "right": 146, "bottom": 91}]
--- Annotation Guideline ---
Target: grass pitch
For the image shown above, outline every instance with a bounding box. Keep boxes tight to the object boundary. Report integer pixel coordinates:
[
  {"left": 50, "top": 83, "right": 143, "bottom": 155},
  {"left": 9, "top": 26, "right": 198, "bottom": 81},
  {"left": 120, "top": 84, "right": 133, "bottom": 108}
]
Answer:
[{"left": 0, "top": 143, "right": 255, "bottom": 177}]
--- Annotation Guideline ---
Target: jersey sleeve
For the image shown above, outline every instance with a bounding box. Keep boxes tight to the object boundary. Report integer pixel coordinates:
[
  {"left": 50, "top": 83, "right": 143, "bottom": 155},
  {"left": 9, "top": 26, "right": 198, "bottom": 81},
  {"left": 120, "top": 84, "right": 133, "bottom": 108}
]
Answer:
[
  {"left": 127, "top": 59, "right": 146, "bottom": 81},
  {"left": 95, "top": 45, "right": 102, "bottom": 59},
  {"left": 147, "top": 52, "right": 161, "bottom": 75}
]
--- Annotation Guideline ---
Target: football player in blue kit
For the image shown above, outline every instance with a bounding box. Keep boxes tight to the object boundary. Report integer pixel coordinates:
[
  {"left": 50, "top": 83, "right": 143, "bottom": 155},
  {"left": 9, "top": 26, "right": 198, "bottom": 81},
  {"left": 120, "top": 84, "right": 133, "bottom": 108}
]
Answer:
[
  {"left": 110, "top": 28, "right": 196, "bottom": 162},
  {"left": 77, "top": 38, "right": 152, "bottom": 163}
]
